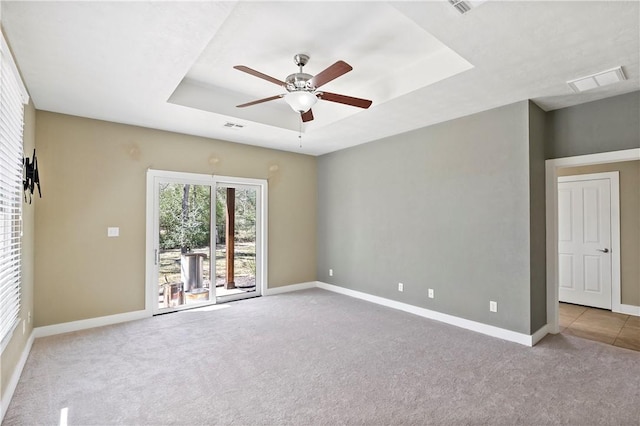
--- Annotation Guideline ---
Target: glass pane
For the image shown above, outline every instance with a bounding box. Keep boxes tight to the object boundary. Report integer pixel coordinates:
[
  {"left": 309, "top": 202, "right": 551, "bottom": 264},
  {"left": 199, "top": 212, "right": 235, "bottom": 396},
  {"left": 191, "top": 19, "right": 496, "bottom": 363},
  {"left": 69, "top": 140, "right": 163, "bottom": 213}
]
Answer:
[
  {"left": 216, "top": 186, "right": 257, "bottom": 298},
  {"left": 158, "top": 183, "right": 212, "bottom": 309}
]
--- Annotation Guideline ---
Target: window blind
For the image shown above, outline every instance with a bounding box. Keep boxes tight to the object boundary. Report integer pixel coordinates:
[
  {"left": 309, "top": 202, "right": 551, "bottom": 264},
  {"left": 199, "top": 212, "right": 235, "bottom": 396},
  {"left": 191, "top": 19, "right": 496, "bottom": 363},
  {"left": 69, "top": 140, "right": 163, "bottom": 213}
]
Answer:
[{"left": 0, "top": 33, "right": 29, "bottom": 348}]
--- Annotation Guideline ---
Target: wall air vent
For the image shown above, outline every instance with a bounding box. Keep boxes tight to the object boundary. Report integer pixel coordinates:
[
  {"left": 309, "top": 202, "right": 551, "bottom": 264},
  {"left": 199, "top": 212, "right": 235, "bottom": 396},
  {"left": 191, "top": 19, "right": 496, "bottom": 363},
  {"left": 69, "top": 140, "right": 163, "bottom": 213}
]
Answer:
[
  {"left": 448, "top": 0, "right": 487, "bottom": 14},
  {"left": 567, "top": 66, "right": 626, "bottom": 93},
  {"left": 223, "top": 122, "right": 245, "bottom": 129}
]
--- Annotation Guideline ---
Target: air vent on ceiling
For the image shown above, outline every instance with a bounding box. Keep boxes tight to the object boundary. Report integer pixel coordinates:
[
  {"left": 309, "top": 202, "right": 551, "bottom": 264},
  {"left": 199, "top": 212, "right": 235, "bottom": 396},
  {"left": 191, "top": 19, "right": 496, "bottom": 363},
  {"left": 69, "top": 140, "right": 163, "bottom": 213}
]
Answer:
[
  {"left": 224, "top": 122, "right": 245, "bottom": 129},
  {"left": 448, "top": 0, "right": 487, "bottom": 14},
  {"left": 567, "top": 66, "right": 626, "bottom": 93},
  {"left": 449, "top": 0, "right": 471, "bottom": 14}
]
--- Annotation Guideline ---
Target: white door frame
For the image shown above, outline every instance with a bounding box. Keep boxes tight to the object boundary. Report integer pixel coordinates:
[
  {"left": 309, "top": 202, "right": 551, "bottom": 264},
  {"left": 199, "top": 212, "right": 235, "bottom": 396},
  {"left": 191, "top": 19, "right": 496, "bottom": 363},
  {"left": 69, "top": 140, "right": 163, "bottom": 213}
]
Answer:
[
  {"left": 145, "top": 170, "right": 268, "bottom": 314},
  {"left": 545, "top": 148, "right": 640, "bottom": 333}
]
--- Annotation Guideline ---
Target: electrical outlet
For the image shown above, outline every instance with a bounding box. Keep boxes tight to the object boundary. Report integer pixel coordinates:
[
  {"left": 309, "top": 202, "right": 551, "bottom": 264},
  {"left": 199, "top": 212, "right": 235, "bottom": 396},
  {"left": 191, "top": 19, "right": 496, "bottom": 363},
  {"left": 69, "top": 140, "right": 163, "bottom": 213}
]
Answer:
[
  {"left": 329, "top": 269, "right": 333, "bottom": 277},
  {"left": 490, "top": 301, "right": 498, "bottom": 312},
  {"left": 428, "top": 288, "right": 434, "bottom": 299},
  {"left": 28, "top": 311, "right": 31, "bottom": 323},
  {"left": 398, "top": 282, "right": 404, "bottom": 292}
]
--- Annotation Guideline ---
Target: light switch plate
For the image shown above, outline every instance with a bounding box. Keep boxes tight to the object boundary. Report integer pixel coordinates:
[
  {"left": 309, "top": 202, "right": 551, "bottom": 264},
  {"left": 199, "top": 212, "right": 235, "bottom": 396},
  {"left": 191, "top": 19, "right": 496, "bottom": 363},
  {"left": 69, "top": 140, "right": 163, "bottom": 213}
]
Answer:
[{"left": 107, "top": 227, "right": 120, "bottom": 237}]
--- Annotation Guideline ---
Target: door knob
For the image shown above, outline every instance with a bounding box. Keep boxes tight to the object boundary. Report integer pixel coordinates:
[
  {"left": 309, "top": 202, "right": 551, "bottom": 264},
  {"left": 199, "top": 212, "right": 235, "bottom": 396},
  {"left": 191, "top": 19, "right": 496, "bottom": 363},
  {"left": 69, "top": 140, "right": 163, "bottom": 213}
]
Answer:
[{"left": 597, "top": 248, "right": 609, "bottom": 253}]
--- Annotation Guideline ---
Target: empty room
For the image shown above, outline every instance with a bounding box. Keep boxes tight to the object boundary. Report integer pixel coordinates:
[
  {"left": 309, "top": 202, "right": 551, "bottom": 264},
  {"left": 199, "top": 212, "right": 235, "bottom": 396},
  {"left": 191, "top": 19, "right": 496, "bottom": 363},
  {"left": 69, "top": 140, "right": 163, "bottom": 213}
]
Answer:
[{"left": 0, "top": 1, "right": 639, "bottom": 425}]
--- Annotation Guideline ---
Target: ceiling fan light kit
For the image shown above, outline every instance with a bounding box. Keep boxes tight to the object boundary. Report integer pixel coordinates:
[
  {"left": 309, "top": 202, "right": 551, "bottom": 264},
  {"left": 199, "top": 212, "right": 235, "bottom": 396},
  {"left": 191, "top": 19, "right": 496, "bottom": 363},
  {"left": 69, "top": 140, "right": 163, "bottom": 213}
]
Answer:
[
  {"left": 284, "top": 91, "right": 317, "bottom": 113},
  {"left": 234, "top": 53, "right": 372, "bottom": 123}
]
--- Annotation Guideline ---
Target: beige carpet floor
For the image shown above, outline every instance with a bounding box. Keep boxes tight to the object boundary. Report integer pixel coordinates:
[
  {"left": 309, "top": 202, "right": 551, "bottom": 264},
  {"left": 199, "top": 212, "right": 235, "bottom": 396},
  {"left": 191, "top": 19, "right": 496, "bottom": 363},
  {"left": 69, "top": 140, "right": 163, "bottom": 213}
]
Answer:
[{"left": 3, "top": 288, "right": 640, "bottom": 425}]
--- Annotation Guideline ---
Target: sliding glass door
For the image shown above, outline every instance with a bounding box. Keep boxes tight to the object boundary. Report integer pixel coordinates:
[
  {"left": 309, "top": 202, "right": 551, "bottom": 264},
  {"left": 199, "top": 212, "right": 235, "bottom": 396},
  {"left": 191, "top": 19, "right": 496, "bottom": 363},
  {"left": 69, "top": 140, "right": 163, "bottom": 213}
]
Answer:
[{"left": 146, "top": 171, "right": 266, "bottom": 314}]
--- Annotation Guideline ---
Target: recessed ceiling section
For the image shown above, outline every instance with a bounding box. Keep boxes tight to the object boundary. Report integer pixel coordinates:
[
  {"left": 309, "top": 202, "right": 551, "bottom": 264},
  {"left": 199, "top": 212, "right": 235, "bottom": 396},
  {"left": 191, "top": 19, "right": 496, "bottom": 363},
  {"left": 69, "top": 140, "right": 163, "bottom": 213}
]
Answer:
[
  {"left": 169, "top": 78, "right": 299, "bottom": 131},
  {"left": 168, "top": 2, "right": 473, "bottom": 132}
]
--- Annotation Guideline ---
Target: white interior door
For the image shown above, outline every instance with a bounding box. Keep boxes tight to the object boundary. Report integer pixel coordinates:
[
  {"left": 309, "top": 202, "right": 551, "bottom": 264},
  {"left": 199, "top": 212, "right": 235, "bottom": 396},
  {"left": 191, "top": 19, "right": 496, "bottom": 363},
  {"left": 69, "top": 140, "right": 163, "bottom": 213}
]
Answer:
[{"left": 558, "top": 175, "right": 612, "bottom": 309}]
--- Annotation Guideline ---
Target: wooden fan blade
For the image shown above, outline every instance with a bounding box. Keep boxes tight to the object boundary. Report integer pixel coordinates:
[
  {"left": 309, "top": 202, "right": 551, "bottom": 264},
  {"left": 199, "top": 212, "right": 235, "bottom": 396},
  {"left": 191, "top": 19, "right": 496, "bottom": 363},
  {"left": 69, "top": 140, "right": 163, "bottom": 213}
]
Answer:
[
  {"left": 301, "top": 109, "right": 314, "bottom": 122},
  {"left": 234, "top": 65, "right": 286, "bottom": 86},
  {"left": 236, "top": 95, "right": 283, "bottom": 108},
  {"left": 309, "top": 61, "right": 352, "bottom": 88},
  {"left": 318, "top": 92, "right": 372, "bottom": 109}
]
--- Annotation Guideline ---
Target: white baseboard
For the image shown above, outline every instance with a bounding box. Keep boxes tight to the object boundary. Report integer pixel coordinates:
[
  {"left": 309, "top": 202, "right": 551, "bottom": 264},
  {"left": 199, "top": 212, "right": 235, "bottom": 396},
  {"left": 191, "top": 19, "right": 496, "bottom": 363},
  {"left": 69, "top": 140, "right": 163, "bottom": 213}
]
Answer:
[
  {"left": 264, "top": 282, "right": 316, "bottom": 296},
  {"left": 35, "top": 283, "right": 319, "bottom": 338},
  {"left": 531, "top": 324, "right": 550, "bottom": 345},
  {"left": 316, "top": 282, "right": 545, "bottom": 347},
  {"left": 31, "top": 280, "right": 556, "bottom": 348},
  {"left": 614, "top": 303, "right": 640, "bottom": 317},
  {"left": 33, "top": 309, "right": 150, "bottom": 338},
  {"left": 1, "top": 330, "right": 34, "bottom": 423}
]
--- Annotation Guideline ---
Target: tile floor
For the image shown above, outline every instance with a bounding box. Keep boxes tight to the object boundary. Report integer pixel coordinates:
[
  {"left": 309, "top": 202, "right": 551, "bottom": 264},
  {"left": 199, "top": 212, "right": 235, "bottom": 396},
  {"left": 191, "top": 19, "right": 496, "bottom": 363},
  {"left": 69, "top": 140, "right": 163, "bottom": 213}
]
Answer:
[{"left": 559, "top": 302, "right": 640, "bottom": 352}]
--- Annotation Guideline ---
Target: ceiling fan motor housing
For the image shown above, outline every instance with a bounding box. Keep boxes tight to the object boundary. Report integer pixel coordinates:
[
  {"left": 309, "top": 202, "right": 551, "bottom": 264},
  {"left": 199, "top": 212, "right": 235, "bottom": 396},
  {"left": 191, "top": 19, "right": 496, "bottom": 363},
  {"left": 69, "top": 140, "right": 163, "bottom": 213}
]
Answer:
[{"left": 285, "top": 73, "right": 315, "bottom": 92}]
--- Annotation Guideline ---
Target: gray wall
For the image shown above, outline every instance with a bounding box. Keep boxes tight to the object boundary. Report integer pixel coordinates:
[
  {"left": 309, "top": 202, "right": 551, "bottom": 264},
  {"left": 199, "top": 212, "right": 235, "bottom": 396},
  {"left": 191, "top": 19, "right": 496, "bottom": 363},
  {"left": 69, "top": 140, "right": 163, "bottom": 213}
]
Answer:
[
  {"left": 546, "top": 91, "right": 640, "bottom": 159},
  {"left": 548, "top": 92, "right": 639, "bottom": 309},
  {"left": 318, "top": 101, "right": 542, "bottom": 334},
  {"left": 528, "top": 101, "right": 547, "bottom": 332}
]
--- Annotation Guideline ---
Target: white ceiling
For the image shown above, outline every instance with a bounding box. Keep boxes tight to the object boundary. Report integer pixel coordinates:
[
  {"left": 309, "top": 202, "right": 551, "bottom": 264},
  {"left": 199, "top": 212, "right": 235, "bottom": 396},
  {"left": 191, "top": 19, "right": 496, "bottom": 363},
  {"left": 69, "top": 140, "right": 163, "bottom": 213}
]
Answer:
[{"left": 2, "top": 1, "right": 639, "bottom": 156}]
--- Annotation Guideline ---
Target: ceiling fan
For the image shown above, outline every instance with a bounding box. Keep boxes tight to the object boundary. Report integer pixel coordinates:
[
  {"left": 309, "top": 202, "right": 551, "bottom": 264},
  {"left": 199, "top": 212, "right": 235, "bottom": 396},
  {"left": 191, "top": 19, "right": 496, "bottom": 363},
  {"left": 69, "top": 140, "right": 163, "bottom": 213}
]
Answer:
[{"left": 234, "top": 54, "right": 372, "bottom": 123}]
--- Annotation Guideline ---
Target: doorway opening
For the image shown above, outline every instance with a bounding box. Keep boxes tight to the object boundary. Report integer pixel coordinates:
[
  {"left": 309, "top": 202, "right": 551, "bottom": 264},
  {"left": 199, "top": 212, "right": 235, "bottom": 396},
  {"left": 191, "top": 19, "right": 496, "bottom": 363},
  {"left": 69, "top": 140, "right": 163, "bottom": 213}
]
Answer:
[
  {"left": 545, "top": 148, "right": 640, "bottom": 337},
  {"left": 146, "top": 170, "right": 267, "bottom": 314}
]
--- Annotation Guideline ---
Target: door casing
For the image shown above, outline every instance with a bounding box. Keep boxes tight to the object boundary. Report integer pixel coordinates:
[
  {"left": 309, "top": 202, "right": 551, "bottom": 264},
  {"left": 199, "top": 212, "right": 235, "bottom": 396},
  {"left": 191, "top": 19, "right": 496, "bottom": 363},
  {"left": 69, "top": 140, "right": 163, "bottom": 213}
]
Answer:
[{"left": 545, "top": 148, "right": 639, "bottom": 334}]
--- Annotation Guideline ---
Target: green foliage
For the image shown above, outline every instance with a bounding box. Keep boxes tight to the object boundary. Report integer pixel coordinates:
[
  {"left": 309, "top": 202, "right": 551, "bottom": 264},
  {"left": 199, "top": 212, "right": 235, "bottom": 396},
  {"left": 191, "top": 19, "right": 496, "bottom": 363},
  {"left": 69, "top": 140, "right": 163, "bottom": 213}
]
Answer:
[
  {"left": 159, "top": 183, "right": 211, "bottom": 250},
  {"left": 159, "top": 184, "right": 257, "bottom": 250},
  {"left": 215, "top": 188, "right": 226, "bottom": 243},
  {"left": 234, "top": 187, "right": 257, "bottom": 242},
  {"left": 216, "top": 187, "right": 256, "bottom": 243}
]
